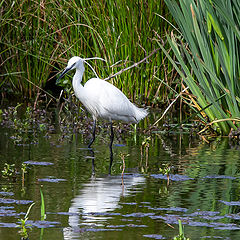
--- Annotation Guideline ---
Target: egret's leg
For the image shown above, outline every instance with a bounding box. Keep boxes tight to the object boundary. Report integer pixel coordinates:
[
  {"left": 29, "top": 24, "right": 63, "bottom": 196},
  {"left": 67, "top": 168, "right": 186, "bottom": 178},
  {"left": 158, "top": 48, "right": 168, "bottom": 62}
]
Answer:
[
  {"left": 88, "top": 119, "right": 96, "bottom": 148},
  {"left": 109, "top": 122, "right": 114, "bottom": 149},
  {"left": 90, "top": 149, "right": 95, "bottom": 177},
  {"left": 109, "top": 122, "right": 114, "bottom": 175},
  {"left": 109, "top": 145, "right": 113, "bottom": 175}
]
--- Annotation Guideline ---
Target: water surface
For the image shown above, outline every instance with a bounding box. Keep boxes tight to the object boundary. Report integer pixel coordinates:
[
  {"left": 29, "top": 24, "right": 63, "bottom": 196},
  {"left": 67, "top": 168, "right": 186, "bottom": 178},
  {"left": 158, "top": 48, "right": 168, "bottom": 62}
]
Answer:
[{"left": 1, "top": 119, "right": 240, "bottom": 240}]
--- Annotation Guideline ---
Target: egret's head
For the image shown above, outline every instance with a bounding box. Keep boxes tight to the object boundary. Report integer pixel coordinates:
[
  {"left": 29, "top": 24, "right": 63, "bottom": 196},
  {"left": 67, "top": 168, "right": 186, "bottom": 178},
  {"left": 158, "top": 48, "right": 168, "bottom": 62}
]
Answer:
[
  {"left": 57, "top": 56, "right": 84, "bottom": 82},
  {"left": 57, "top": 56, "right": 106, "bottom": 82},
  {"left": 67, "top": 56, "right": 84, "bottom": 70}
]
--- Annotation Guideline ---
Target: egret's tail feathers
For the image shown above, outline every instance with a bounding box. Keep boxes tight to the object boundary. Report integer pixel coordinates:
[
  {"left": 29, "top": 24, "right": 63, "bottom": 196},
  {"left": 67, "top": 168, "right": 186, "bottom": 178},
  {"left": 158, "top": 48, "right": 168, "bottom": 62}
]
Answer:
[{"left": 134, "top": 106, "right": 148, "bottom": 123}]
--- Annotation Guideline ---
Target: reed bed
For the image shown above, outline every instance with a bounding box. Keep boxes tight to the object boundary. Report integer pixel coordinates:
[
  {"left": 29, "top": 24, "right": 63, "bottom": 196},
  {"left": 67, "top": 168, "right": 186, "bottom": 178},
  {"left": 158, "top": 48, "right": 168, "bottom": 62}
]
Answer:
[
  {"left": 1, "top": 0, "right": 174, "bottom": 105},
  {"left": 160, "top": 0, "right": 240, "bottom": 135}
]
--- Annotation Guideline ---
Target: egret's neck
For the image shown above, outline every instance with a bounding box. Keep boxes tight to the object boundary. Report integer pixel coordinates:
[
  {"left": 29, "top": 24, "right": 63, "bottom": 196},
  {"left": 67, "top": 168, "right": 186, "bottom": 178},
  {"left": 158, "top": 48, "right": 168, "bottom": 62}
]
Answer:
[{"left": 72, "top": 67, "right": 85, "bottom": 99}]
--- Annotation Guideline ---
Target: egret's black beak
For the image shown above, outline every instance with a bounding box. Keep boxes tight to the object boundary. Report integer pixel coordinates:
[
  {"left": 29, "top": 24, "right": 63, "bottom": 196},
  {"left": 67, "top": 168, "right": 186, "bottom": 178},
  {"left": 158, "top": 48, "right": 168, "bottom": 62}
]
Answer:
[{"left": 56, "top": 63, "right": 76, "bottom": 82}]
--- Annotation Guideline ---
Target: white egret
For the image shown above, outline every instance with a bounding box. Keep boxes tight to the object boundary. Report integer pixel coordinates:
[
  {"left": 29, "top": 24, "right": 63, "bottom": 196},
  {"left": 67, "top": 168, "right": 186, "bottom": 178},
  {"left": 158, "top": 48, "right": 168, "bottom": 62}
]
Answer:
[{"left": 57, "top": 56, "right": 148, "bottom": 148}]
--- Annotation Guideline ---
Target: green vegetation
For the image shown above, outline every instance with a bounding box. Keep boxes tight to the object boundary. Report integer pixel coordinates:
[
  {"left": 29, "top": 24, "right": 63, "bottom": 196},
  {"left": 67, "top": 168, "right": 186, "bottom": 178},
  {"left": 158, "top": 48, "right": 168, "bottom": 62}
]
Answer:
[
  {"left": 40, "top": 187, "right": 46, "bottom": 221},
  {"left": 161, "top": 0, "right": 240, "bottom": 135},
  {"left": 173, "top": 220, "right": 190, "bottom": 240},
  {"left": 159, "top": 163, "right": 171, "bottom": 184},
  {"left": 1, "top": 104, "right": 50, "bottom": 145},
  {"left": 1, "top": 0, "right": 174, "bottom": 105},
  {"left": 2, "top": 163, "right": 15, "bottom": 177},
  {"left": 17, "top": 187, "right": 46, "bottom": 239},
  {"left": 1, "top": 0, "right": 240, "bottom": 135},
  {"left": 17, "top": 202, "right": 35, "bottom": 240}
]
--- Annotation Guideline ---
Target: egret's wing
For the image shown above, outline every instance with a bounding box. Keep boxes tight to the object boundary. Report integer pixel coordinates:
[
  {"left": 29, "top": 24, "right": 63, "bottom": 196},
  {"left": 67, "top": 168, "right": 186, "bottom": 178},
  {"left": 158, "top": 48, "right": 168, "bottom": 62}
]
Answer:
[{"left": 84, "top": 78, "right": 137, "bottom": 122}]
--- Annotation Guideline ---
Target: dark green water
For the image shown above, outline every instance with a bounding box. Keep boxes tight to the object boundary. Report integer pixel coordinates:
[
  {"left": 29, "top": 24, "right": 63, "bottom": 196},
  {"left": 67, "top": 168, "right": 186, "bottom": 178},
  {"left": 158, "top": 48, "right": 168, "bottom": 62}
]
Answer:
[{"left": 1, "top": 121, "right": 240, "bottom": 240}]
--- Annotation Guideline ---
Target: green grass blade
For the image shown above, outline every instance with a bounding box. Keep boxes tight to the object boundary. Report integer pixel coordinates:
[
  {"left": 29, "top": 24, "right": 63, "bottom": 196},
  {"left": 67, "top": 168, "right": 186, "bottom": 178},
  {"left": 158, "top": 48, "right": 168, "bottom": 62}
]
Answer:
[{"left": 40, "top": 187, "right": 46, "bottom": 221}]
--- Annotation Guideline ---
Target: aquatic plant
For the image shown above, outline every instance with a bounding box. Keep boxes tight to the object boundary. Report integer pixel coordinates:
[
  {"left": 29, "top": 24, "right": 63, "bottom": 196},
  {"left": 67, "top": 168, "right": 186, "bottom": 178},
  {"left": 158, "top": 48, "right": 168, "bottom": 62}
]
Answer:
[
  {"left": 140, "top": 136, "right": 151, "bottom": 172},
  {"left": 1, "top": 163, "right": 16, "bottom": 178},
  {"left": 119, "top": 153, "right": 129, "bottom": 185},
  {"left": 159, "top": 163, "right": 171, "bottom": 185},
  {"left": 1, "top": 105, "right": 53, "bottom": 145},
  {"left": 40, "top": 187, "right": 46, "bottom": 221},
  {"left": 159, "top": 164, "right": 171, "bottom": 175},
  {"left": 160, "top": 0, "right": 240, "bottom": 135},
  {"left": 0, "top": 109, "right": 3, "bottom": 121},
  {"left": 39, "top": 187, "right": 45, "bottom": 240},
  {"left": 21, "top": 163, "right": 28, "bottom": 192},
  {"left": 16, "top": 188, "right": 46, "bottom": 239},
  {"left": 173, "top": 219, "right": 190, "bottom": 240},
  {"left": 17, "top": 202, "right": 35, "bottom": 240}
]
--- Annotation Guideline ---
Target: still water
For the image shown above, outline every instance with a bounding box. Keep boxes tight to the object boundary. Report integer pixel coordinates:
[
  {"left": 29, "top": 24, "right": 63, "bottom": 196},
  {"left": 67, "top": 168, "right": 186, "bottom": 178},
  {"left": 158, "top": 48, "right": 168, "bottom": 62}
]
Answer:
[{"left": 1, "top": 113, "right": 240, "bottom": 240}]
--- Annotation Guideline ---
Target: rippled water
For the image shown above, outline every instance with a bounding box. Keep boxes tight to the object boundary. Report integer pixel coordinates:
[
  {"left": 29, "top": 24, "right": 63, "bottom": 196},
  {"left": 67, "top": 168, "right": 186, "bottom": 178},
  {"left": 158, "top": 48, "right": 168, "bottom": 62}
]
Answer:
[{"left": 1, "top": 122, "right": 240, "bottom": 240}]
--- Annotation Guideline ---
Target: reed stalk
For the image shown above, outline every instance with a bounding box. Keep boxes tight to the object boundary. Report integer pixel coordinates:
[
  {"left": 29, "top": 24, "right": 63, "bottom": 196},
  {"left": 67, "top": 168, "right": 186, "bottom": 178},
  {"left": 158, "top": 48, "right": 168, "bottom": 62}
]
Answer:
[
  {"left": 161, "top": 0, "right": 240, "bottom": 134},
  {"left": 1, "top": 0, "right": 174, "bottom": 105}
]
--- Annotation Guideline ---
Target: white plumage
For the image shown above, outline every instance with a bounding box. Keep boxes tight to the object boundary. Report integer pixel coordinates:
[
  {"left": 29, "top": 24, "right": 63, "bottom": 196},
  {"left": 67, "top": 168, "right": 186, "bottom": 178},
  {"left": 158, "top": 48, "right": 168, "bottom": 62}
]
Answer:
[{"left": 58, "top": 56, "right": 148, "bottom": 148}]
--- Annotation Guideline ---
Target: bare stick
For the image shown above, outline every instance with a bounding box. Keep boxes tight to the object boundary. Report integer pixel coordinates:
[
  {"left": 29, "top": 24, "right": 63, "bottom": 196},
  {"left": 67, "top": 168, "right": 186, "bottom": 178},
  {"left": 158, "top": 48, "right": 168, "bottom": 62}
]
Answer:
[
  {"left": 104, "top": 48, "right": 160, "bottom": 81},
  {"left": 153, "top": 86, "right": 189, "bottom": 126}
]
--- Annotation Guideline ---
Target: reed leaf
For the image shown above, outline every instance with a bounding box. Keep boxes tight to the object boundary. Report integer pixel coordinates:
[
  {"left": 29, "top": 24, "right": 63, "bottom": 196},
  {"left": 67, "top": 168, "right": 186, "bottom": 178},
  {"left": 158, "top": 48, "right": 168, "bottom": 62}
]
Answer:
[{"left": 163, "top": 0, "right": 240, "bottom": 134}]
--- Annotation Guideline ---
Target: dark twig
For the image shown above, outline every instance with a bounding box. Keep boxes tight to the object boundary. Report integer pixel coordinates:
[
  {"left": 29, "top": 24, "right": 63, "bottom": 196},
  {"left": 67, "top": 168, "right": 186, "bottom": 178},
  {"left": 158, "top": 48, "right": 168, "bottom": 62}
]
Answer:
[{"left": 104, "top": 48, "right": 160, "bottom": 81}]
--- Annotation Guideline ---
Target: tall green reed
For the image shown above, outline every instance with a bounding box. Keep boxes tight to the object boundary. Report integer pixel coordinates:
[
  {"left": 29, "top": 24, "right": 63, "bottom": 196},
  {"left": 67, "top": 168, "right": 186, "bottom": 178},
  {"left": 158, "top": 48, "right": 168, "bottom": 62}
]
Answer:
[
  {"left": 160, "top": 0, "right": 240, "bottom": 134},
  {"left": 1, "top": 0, "right": 174, "bottom": 105}
]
